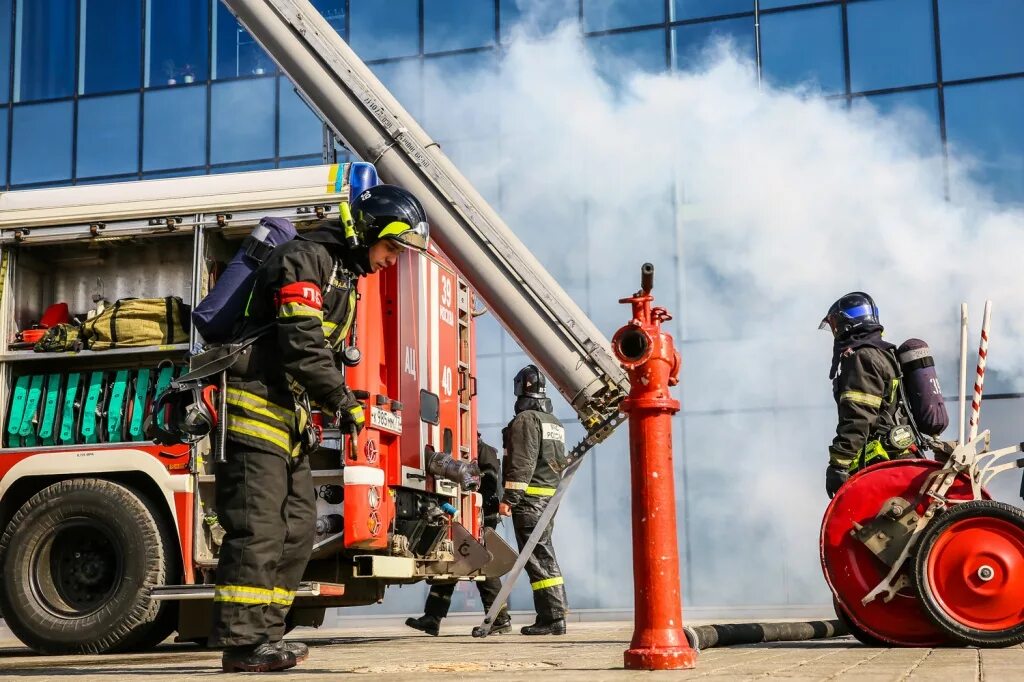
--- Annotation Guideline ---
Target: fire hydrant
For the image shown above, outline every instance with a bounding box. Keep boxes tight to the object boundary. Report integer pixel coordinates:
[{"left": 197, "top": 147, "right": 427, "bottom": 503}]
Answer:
[{"left": 611, "top": 263, "right": 696, "bottom": 670}]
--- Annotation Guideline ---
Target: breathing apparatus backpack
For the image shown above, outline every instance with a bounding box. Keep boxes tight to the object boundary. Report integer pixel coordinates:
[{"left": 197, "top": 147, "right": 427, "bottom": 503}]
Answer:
[
  {"left": 896, "top": 338, "right": 949, "bottom": 437},
  {"left": 191, "top": 162, "right": 379, "bottom": 343}
]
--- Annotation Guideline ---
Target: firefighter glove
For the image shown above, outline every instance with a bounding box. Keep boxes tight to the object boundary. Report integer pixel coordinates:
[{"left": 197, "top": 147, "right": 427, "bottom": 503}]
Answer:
[
  {"left": 825, "top": 463, "right": 849, "bottom": 499},
  {"left": 329, "top": 389, "right": 365, "bottom": 434}
]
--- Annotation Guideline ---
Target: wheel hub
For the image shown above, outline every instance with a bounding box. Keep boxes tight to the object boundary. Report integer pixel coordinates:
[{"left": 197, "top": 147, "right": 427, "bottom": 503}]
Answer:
[
  {"left": 33, "top": 519, "right": 124, "bottom": 616},
  {"left": 927, "top": 516, "right": 1024, "bottom": 631}
]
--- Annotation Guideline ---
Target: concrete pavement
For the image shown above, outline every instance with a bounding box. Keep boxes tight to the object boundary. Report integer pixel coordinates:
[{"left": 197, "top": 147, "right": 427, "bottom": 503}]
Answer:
[{"left": 0, "top": 621, "right": 1019, "bottom": 680}]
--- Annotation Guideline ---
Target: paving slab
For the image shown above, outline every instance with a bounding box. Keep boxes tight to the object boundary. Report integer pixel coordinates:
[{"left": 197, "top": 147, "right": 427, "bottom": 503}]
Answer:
[{"left": 0, "top": 621, "right": 1021, "bottom": 680}]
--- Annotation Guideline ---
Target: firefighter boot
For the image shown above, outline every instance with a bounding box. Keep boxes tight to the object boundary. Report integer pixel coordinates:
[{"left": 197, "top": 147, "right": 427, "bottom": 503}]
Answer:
[
  {"left": 405, "top": 614, "right": 441, "bottom": 636},
  {"left": 221, "top": 642, "right": 297, "bottom": 673},
  {"left": 275, "top": 640, "right": 309, "bottom": 663},
  {"left": 491, "top": 611, "right": 512, "bottom": 635},
  {"left": 521, "top": 619, "right": 566, "bottom": 636}
]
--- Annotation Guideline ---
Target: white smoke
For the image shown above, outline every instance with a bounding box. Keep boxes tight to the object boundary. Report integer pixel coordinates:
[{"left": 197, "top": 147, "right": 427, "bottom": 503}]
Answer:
[{"left": 365, "top": 22, "right": 1024, "bottom": 616}]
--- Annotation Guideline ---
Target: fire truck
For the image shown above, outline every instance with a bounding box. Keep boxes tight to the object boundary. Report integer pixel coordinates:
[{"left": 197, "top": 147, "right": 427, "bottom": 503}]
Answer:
[{"left": 0, "top": 0, "right": 630, "bottom": 655}]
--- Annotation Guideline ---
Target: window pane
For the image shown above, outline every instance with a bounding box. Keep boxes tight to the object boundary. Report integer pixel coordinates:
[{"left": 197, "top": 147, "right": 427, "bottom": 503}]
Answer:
[
  {"left": 861, "top": 88, "right": 943, "bottom": 170},
  {"left": 11, "top": 100, "right": 72, "bottom": 184},
  {"left": 211, "top": 77, "right": 275, "bottom": 164},
  {"left": 214, "top": 3, "right": 273, "bottom": 80},
  {"left": 82, "top": 0, "right": 141, "bottom": 94},
  {"left": 143, "top": 84, "right": 206, "bottom": 171},
  {"left": 759, "top": 0, "right": 828, "bottom": 8},
  {"left": 945, "top": 79, "right": 1024, "bottom": 204},
  {"left": 0, "top": 107, "right": 7, "bottom": 186},
  {"left": 147, "top": 0, "right": 209, "bottom": 87},
  {"left": 311, "top": 0, "right": 345, "bottom": 36},
  {"left": 587, "top": 28, "right": 667, "bottom": 88},
  {"left": 939, "top": 0, "right": 1024, "bottom": 81},
  {"left": 424, "top": 0, "right": 494, "bottom": 53},
  {"left": 760, "top": 6, "right": 844, "bottom": 94},
  {"left": 16, "top": 0, "right": 76, "bottom": 101},
  {"left": 583, "top": 0, "right": 664, "bottom": 32},
  {"left": 279, "top": 78, "right": 322, "bottom": 158},
  {"left": 0, "top": 0, "right": 11, "bottom": 104},
  {"left": 423, "top": 51, "right": 497, "bottom": 138},
  {"left": 500, "top": 0, "right": 577, "bottom": 41},
  {"left": 211, "top": 160, "right": 274, "bottom": 174},
  {"left": 278, "top": 154, "right": 321, "bottom": 168},
  {"left": 77, "top": 94, "right": 140, "bottom": 178},
  {"left": 672, "top": 0, "right": 752, "bottom": 21},
  {"left": 370, "top": 59, "right": 422, "bottom": 120},
  {"left": 847, "top": 0, "right": 934, "bottom": 92},
  {"left": 673, "top": 16, "right": 755, "bottom": 72},
  {"left": 142, "top": 166, "right": 205, "bottom": 179},
  {"left": 349, "top": 0, "right": 419, "bottom": 61}
]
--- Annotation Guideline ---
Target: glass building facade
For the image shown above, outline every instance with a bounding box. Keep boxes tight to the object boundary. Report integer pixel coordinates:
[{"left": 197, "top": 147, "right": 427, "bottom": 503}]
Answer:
[{"left": 2, "top": 0, "right": 1022, "bottom": 615}]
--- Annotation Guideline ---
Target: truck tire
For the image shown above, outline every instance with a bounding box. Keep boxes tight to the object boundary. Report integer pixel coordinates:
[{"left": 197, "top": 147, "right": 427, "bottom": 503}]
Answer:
[{"left": 0, "top": 478, "right": 177, "bottom": 654}]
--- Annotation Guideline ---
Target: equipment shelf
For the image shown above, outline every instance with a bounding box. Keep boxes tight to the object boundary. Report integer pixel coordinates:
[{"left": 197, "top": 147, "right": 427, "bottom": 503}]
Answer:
[{"left": 0, "top": 343, "right": 190, "bottom": 363}]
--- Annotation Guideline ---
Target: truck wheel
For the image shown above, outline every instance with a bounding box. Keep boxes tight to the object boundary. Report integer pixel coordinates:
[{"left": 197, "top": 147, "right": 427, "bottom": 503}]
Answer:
[{"left": 0, "top": 478, "right": 177, "bottom": 654}]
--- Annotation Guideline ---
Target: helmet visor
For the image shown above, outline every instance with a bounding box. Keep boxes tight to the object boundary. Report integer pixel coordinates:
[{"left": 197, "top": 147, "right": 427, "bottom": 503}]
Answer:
[{"left": 379, "top": 220, "right": 429, "bottom": 252}]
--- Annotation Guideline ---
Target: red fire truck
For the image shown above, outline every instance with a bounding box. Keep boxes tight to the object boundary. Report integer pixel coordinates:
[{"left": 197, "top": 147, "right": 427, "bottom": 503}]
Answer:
[{"left": 0, "top": 0, "right": 630, "bottom": 654}]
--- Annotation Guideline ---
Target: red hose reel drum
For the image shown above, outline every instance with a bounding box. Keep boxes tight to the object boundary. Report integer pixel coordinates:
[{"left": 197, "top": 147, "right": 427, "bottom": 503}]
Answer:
[{"left": 820, "top": 459, "right": 986, "bottom": 646}]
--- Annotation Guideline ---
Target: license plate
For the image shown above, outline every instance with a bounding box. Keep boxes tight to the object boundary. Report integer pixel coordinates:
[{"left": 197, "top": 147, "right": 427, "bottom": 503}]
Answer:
[{"left": 370, "top": 406, "right": 402, "bottom": 434}]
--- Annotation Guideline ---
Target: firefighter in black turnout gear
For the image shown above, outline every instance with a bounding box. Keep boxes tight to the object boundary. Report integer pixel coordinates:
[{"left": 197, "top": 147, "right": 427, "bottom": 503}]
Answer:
[
  {"left": 405, "top": 434, "right": 512, "bottom": 636},
  {"left": 499, "top": 365, "right": 569, "bottom": 635},
  {"left": 820, "top": 292, "right": 916, "bottom": 499},
  {"left": 212, "top": 185, "right": 429, "bottom": 672}
]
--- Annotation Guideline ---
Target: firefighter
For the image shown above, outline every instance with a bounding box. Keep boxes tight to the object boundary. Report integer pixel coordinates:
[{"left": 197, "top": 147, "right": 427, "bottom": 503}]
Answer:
[
  {"left": 820, "top": 292, "right": 915, "bottom": 499},
  {"left": 212, "top": 185, "right": 429, "bottom": 672},
  {"left": 405, "top": 433, "right": 512, "bottom": 636},
  {"left": 499, "top": 364, "right": 569, "bottom": 635}
]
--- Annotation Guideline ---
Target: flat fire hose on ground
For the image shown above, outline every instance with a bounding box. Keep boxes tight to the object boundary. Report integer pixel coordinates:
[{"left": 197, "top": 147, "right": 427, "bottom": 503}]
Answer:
[
  {"left": 473, "top": 416, "right": 623, "bottom": 638},
  {"left": 683, "top": 620, "right": 848, "bottom": 651}
]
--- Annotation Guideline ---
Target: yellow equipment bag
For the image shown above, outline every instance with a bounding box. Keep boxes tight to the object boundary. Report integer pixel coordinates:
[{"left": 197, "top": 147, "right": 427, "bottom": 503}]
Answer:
[{"left": 83, "top": 297, "right": 190, "bottom": 351}]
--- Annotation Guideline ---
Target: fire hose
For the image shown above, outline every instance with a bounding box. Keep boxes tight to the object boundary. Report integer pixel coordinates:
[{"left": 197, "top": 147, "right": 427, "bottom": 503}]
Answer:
[{"left": 682, "top": 619, "right": 848, "bottom": 652}]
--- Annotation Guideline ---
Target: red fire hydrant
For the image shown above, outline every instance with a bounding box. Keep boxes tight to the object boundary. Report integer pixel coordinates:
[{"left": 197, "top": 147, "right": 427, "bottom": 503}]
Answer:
[{"left": 611, "top": 263, "right": 696, "bottom": 670}]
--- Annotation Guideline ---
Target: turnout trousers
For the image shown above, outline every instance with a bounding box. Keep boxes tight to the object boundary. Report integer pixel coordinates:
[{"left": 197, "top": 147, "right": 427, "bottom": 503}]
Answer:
[
  {"left": 209, "top": 447, "right": 316, "bottom": 648},
  {"left": 512, "top": 495, "right": 567, "bottom": 622},
  {"left": 424, "top": 516, "right": 508, "bottom": 621}
]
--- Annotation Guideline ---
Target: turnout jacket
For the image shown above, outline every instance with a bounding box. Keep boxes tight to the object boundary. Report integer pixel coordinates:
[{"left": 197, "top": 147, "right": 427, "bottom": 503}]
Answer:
[
  {"left": 501, "top": 409, "right": 568, "bottom": 507},
  {"left": 225, "top": 226, "right": 360, "bottom": 457},
  {"left": 829, "top": 344, "right": 905, "bottom": 470},
  {"left": 478, "top": 437, "right": 501, "bottom": 521}
]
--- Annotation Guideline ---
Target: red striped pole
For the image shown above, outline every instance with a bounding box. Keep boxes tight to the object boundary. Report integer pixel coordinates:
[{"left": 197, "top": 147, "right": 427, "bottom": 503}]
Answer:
[{"left": 968, "top": 300, "right": 992, "bottom": 442}]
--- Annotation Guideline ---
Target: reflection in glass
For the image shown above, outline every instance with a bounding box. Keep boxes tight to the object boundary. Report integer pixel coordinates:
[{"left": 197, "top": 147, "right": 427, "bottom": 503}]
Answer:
[
  {"left": 938, "top": 0, "right": 1024, "bottom": 81},
  {"left": 0, "top": 107, "right": 7, "bottom": 186},
  {"left": 214, "top": 2, "right": 273, "bottom": 80},
  {"left": 847, "top": 0, "right": 934, "bottom": 93},
  {"left": 500, "top": 0, "right": 577, "bottom": 41},
  {"left": 147, "top": 0, "right": 209, "bottom": 87},
  {"left": 350, "top": 0, "right": 419, "bottom": 61},
  {"left": 82, "top": 0, "right": 142, "bottom": 94},
  {"left": 672, "top": 0, "right": 752, "bottom": 21},
  {"left": 424, "top": 0, "right": 494, "bottom": 53},
  {"left": 143, "top": 85, "right": 207, "bottom": 171},
  {"left": 311, "top": 0, "right": 346, "bottom": 35},
  {"left": 278, "top": 155, "right": 322, "bottom": 169},
  {"left": 583, "top": 0, "right": 663, "bottom": 32},
  {"left": 673, "top": 17, "right": 755, "bottom": 72},
  {"left": 862, "top": 88, "right": 941, "bottom": 154},
  {"left": 279, "top": 78, "right": 323, "bottom": 158},
  {"left": 423, "top": 52, "right": 497, "bottom": 138},
  {"left": 15, "top": 0, "right": 76, "bottom": 101},
  {"left": 77, "top": 94, "right": 140, "bottom": 178},
  {"left": 0, "top": 0, "right": 12, "bottom": 103},
  {"left": 945, "top": 79, "right": 1024, "bottom": 204},
  {"left": 211, "top": 77, "right": 276, "bottom": 164},
  {"left": 211, "top": 160, "right": 275, "bottom": 174},
  {"left": 587, "top": 29, "right": 667, "bottom": 89},
  {"left": 11, "top": 100, "right": 72, "bottom": 184},
  {"left": 760, "top": 5, "right": 844, "bottom": 94}
]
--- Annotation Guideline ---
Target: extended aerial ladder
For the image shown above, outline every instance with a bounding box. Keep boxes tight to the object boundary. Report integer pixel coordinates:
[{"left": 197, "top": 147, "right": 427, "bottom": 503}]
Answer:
[{"left": 218, "top": 0, "right": 633, "bottom": 636}]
